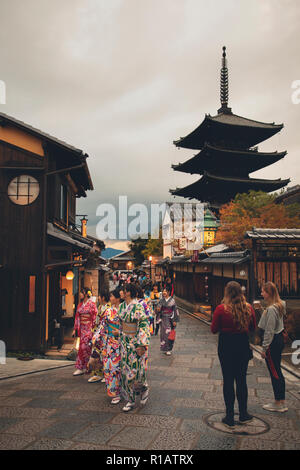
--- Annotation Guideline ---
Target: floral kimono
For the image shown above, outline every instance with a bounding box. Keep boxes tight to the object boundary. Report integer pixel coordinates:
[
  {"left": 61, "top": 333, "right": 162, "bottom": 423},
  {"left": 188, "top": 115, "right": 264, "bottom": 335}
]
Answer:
[
  {"left": 90, "top": 303, "right": 111, "bottom": 377},
  {"left": 74, "top": 299, "right": 98, "bottom": 370},
  {"left": 157, "top": 297, "right": 179, "bottom": 352},
  {"left": 102, "top": 306, "right": 121, "bottom": 398},
  {"left": 119, "top": 300, "right": 150, "bottom": 403},
  {"left": 143, "top": 295, "right": 154, "bottom": 335}
]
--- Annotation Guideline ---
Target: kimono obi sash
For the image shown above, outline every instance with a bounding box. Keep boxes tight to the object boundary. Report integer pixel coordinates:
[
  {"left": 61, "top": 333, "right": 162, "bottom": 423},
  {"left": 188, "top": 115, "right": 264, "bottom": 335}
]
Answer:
[
  {"left": 162, "top": 307, "right": 173, "bottom": 315},
  {"left": 107, "top": 322, "right": 120, "bottom": 337},
  {"left": 122, "top": 322, "right": 137, "bottom": 336},
  {"left": 80, "top": 314, "right": 91, "bottom": 325}
]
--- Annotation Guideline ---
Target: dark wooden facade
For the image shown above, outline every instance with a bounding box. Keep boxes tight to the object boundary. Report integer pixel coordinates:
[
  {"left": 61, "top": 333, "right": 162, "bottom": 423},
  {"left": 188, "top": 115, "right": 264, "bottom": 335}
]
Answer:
[
  {"left": 172, "top": 252, "right": 250, "bottom": 312},
  {"left": 246, "top": 228, "right": 300, "bottom": 300},
  {"left": 0, "top": 112, "right": 95, "bottom": 351}
]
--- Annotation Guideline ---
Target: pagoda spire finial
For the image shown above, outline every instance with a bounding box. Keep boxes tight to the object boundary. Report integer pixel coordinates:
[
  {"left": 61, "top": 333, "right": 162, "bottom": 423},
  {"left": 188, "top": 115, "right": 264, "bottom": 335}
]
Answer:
[{"left": 218, "top": 46, "right": 232, "bottom": 114}]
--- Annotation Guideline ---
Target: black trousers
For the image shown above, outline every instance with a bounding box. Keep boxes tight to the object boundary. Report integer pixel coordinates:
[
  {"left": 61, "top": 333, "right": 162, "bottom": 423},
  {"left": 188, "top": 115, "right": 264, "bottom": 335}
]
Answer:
[
  {"left": 218, "top": 333, "right": 251, "bottom": 418},
  {"left": 265, "top": 332, "right": 285, "bottom": 401}
]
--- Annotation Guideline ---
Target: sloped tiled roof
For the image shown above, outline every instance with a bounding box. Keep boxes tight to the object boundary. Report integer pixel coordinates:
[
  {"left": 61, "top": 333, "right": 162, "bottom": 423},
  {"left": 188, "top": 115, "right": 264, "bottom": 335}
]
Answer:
[{"left": 245, "top": 228, "right": 300, "bottom": 240}]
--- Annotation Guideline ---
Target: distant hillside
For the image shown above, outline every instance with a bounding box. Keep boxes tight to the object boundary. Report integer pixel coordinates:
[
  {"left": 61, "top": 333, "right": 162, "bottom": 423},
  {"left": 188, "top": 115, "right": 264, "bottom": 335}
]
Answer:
[{"left": 101, "top": 247, "right": 124, "bottom": 259}]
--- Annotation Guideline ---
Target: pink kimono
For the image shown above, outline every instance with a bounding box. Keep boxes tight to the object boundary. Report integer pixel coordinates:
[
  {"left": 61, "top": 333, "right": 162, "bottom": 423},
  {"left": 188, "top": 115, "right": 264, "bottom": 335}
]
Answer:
[{"left": 74, "top": 299, "right": 97, "bottom": 371}]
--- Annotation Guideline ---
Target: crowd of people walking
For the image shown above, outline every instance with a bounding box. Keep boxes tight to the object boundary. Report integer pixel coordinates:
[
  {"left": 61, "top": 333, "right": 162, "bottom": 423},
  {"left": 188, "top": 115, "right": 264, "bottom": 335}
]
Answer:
[
  {"left": 72, "top": 274, "right": 179, "bottom": 412},
  {"left": 72, "top": 272, "right": 288, "bottom": 425}
]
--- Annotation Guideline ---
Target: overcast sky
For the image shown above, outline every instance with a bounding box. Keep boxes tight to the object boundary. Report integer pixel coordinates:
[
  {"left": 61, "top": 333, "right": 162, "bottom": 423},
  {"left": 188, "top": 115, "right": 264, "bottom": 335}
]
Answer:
[{"left": 0, "top": 0, "right": 299, "bottom": 250}]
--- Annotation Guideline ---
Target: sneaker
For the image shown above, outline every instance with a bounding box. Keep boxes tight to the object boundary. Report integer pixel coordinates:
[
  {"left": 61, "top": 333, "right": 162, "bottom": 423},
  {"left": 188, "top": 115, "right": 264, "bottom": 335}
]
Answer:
[
  {"left": 221, "top": 416, "right": 235, "bottom": 429},
  {"left": 122, "top": 402, "right": 135, "bottom": 412},
  {"left": 165, "top": 351, "right": 172, "bottom": 356},
  {"left": 88, "top": 375, "right": 102, "bottom": 383},
  {"left": 239, "top": 413, "right": 254, "bottom": 424},
  {"left": 262, "top": 402, "right": 288, "bottom": 413},
  {"left": 140, "top": 388, "right": 149, "bottom": 405},
  {"left": 111, "top": 397, "right": 121, "bottom": 405},
  {"left": 73, "top": 369, "right": 85, "bottom": 376}
]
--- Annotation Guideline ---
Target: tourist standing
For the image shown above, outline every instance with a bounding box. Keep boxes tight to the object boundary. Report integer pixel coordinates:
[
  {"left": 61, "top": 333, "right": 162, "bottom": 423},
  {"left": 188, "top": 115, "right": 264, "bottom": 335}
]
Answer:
[
  {"left": 156, "top": 287, "right": 179, "bottom": 356},
  {"left": 72, "top": 287, "right": 98, "bottom": 376},
  {"left": 258, "top": 282, "right": 288, "bottom": 413},
  {"left": 211, "top": 281, "right": 256, "bottom": 429},
  {"left": 119, "top": 284, "right": 150, "bottom": 412}
]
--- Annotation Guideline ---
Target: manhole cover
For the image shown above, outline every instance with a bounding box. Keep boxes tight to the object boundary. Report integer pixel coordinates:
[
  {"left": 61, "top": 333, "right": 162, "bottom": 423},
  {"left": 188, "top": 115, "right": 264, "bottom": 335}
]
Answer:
[{"left": 203, "top": 412, "right": 270, "bottom": 436}]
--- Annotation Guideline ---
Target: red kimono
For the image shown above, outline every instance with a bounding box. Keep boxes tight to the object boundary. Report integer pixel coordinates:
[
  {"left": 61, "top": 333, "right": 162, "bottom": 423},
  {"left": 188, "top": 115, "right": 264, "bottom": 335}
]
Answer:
[{"left": 74, "top": 299, "right": 97, "bottom": 371}]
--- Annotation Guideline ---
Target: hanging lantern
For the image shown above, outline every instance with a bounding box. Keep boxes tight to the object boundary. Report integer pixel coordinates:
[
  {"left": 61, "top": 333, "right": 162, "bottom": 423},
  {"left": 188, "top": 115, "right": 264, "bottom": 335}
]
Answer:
[
  {"left": 66, "top": 270, "right": 74, "bottom": 280},
  {"left": 203, "top": 209, "right": 219, "bottom": 247}
]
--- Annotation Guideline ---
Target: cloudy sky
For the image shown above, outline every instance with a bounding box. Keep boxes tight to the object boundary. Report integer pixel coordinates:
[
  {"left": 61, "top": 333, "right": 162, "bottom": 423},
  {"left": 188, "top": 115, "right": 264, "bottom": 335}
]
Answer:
[{"left": 0, "top": 0, "right": 299, "bottom": 250}]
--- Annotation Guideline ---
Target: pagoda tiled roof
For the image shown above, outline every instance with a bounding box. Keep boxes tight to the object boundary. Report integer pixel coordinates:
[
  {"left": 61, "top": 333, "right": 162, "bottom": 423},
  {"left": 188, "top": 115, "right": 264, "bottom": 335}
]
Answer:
[
  {"left": 172, "top": 144, "right": 286, "bottom": 176},
  {"left": 170, "top": 172, "right": 290, "bottom": 205},
  {"left": 174, "top": 112, "right": 283, "bottom": 150}
]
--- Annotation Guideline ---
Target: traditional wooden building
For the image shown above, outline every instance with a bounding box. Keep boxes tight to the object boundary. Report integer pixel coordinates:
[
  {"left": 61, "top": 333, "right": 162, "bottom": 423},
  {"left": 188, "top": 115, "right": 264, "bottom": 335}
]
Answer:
[
  {"left": 170, "top": 47, "right": 289, "bottom": 208},
  {"left": 0, "top": 112, "right": 102, "bottom": 351},
  {"left": 172, "top": 228, "right": 300, "bottom": 317},
  {"left": 245, "top": 228, "right": 300, "bottom": 307},
  {"left": 162, "top": 202, "right": 219, "bottom": 258},
  {"left": 109, "top": 249, "right": 135, "bottom": 272}
]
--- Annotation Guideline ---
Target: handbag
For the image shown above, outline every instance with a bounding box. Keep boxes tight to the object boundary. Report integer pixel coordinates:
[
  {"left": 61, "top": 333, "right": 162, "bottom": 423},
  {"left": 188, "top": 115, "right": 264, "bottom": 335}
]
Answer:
[{"left": 168, "top": 329, "right": 176, "bottom": 341}]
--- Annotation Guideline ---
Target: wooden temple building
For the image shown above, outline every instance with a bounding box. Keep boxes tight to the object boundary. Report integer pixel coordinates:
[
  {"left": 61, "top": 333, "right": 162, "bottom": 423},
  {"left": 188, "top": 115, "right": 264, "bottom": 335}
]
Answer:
[
  {"left": 170, "top": 47, "right": 290, "bottom": 208},
  {"left": 0, "top": 112, "right": 106, "bottom": 351}
]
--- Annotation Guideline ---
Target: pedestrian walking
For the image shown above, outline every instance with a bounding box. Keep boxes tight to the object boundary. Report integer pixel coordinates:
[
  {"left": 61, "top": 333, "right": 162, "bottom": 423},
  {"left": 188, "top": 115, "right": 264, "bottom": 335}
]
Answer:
[
  {"left": 258, "top": 282, "right": 288, "bottom": 413},
  {"left": 163, "top": 276, "right": 174, "bottom": 297},
  {"left": 72, "top": 287, "right": 98, "bottom": 376},
  {"left": 150, "top": 285, "right": 161, "bottom": 335},
  {"left": 88, "top": 289, "right": 122, "bottom": 404},
  {"left": 87, "top": 291, "right": 110, "bottom": 383},
  {"left": 119, "top": 284, "right": 150, "bottom": 412},
  {"left": 156, "top": 287, "right": 179, "bottom": 356},
  {"left": 211, "top": 281, "right": 256, "bottom": 429}
]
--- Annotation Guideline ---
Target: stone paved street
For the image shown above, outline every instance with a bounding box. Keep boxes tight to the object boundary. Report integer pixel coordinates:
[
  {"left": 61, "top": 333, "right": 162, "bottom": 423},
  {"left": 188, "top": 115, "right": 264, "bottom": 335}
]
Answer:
[{"left": 0, "top": 312, "right": 299, "bottom": 450}]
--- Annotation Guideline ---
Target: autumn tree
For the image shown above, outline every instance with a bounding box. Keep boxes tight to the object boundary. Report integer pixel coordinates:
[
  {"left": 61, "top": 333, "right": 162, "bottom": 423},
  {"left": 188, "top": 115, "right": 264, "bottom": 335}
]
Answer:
[{"left": 216, "top": 191, "right": 300, "bottom": 250}]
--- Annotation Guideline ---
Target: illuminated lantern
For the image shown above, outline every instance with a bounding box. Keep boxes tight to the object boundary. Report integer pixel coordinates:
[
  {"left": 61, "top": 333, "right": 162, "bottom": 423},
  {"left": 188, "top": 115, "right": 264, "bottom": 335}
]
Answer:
[
  {"left": 204, "top": 209, "right": 218, "bottom": 247},
  {"left": 66, "top": 270, "right": 74, "bottom": 280}
]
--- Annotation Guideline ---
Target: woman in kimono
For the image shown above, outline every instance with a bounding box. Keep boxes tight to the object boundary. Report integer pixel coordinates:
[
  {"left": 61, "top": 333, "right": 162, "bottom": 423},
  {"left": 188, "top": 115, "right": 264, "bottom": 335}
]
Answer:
[
  {"left": 88, "top": 289, "right": 122, "bottom": 404},
  {"left": 119, "top": 284, "right": 150, "bottom": 412},
  {"left": 157, "top": 287, "right": 179, "bottom": 356},
  {"left": 88, "top": 292, "right": 110, "bottom": 383},
  {"left": 72, "top": 287, "right": 98, "bottom": 375}
]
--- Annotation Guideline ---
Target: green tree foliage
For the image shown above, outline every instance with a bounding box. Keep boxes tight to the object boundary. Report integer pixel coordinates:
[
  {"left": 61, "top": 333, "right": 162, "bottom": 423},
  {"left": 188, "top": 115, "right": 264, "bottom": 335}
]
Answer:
[{"left": 129, "top": 237, "right": 148, "bottom": 266}]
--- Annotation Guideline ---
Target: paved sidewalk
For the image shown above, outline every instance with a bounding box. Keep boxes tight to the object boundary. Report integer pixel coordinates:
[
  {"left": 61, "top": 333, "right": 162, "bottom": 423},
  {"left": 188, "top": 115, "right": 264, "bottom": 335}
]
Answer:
[
  {"left": 0, "top": 358, "right": 74, "bottom": 381},
  {"left": 0, "top": 313, "right": 299, "bottom": 450}
]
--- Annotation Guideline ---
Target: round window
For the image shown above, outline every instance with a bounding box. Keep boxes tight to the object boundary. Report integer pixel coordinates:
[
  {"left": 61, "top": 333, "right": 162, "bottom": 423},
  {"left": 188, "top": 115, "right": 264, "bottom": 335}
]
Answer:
[{"left": 7, "top": 175, "right": 40, "bottom": 205}]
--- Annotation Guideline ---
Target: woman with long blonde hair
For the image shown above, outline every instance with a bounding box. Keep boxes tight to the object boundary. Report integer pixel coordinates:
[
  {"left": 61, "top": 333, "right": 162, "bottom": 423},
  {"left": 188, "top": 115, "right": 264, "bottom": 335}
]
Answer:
[
  {"left": 211, "top": 281, "right": 256, "bottom": 429},
  {"left": 258, "top": 282, "right": 287, "bottom": 413}
]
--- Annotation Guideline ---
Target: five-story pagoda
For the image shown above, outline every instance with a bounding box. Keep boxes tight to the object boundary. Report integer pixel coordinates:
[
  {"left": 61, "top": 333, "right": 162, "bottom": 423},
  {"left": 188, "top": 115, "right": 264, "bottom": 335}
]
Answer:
[{"left": 170, "top": 47, "right": 290, "bottom": 208}]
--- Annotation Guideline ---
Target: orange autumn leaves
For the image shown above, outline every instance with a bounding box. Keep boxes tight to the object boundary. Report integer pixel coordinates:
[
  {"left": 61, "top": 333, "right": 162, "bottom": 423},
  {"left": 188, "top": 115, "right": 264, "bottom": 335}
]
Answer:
[{"left": 216, "top": 191, "right": 300, "bottom": 250}]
